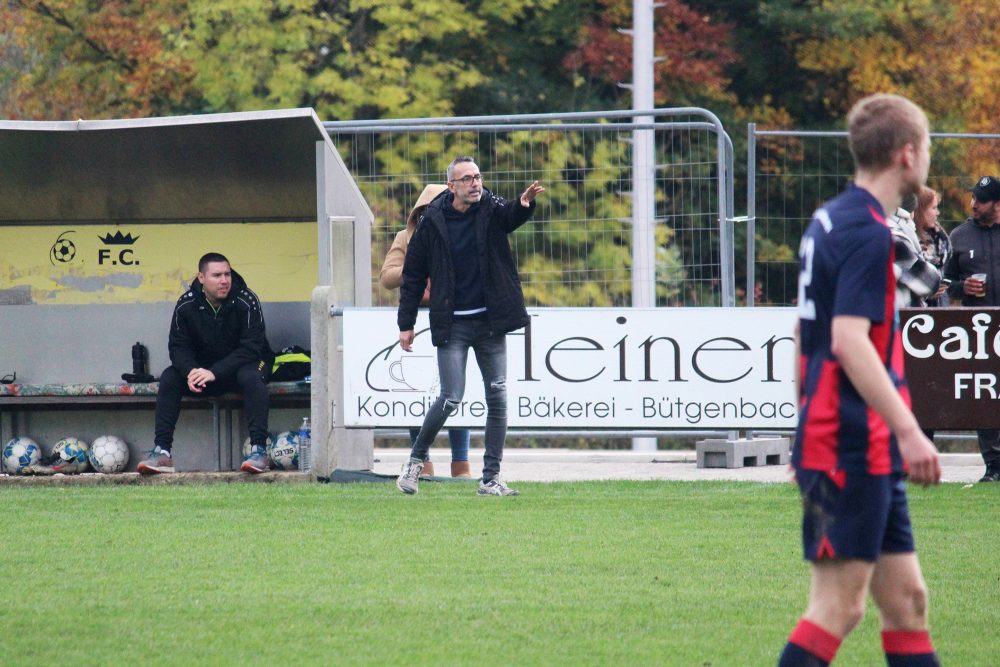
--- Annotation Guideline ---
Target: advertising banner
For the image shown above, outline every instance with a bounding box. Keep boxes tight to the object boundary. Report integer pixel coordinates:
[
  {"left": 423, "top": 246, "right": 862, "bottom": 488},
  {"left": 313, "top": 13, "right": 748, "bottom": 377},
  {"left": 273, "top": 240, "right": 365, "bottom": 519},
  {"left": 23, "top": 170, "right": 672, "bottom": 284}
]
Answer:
[
  {"left": 902, "top": 308, "right": 1000, "bottom": 429},
  {"left": 343, "top": 307, "right": 799, "bottom": 429}
]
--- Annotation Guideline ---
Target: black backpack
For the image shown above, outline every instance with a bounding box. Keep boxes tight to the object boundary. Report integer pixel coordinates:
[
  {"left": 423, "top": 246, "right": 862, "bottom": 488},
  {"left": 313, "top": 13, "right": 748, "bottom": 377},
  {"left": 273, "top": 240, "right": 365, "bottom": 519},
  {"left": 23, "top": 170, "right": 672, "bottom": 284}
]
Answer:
[{"left": 271, "top": 345, "right": 311, "bottom": 381}]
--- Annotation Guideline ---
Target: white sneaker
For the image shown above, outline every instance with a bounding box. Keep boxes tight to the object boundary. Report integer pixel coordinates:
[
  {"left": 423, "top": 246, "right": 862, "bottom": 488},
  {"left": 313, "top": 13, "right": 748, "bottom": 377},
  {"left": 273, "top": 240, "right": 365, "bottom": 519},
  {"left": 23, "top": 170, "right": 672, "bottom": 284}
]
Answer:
[
  {"left": 396, "top": 458, "right": 423, "bottom": 494},
  {"left": 477, "top": 478, "right": 519, "bottom": 496}
]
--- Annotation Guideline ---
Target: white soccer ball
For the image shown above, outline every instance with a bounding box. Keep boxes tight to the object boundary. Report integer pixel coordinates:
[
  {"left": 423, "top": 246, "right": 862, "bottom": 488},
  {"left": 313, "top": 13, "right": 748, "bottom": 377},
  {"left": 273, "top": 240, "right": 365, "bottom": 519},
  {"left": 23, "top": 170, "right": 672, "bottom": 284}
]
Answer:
[
  {"left": 241, "top": 434, "right": 274, "bottom": 458},
  {"left": 51, "top": 437, "right": 90, "bottom": 473},
  {"left": 3, "top": 437, "right": 41, "bottom": 474},
  {"left": 267, "top": 431, "right": 299, "bottom": 470},
  {"left": 88, "top": 435, "right": 130, "bottom": 473}
]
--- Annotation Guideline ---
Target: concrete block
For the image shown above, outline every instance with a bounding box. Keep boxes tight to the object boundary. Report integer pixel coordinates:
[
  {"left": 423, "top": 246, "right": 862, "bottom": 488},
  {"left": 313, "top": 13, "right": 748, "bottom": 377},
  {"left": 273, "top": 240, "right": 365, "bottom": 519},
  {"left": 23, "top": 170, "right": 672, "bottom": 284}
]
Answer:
[{"left": 695, "top": 437, "right": 790, "bottom": 469}]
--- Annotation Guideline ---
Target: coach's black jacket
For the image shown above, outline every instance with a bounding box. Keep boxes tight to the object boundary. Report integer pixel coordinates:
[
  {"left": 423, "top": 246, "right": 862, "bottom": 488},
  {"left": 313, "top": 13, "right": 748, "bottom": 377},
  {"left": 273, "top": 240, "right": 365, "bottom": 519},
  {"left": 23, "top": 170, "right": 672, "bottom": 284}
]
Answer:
[
  {"left": 168, "top": 269, "right": 275, "bottom": 380},
  {"left": 398, "top": 188, "right": 534, "bottom": 346}
]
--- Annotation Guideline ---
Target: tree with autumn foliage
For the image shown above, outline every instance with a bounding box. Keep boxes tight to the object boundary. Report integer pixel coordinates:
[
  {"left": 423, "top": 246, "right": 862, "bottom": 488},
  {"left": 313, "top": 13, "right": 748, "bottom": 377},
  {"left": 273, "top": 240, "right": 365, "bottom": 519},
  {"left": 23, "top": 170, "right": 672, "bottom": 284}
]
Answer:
[
  {"left": 563, "top": 0, "right": 737, "bottom": 108},
  {"left": 1, "top": 0, "right": 566, "bottom": 121},
  {"left": 0, "top": 0, "right": 199, "bottom": 119}
]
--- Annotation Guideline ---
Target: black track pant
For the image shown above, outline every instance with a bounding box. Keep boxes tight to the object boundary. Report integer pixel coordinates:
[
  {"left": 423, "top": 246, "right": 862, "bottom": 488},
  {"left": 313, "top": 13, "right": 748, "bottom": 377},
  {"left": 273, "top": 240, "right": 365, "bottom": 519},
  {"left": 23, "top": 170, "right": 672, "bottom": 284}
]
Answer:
[{"left": 153, "top": 364, "right": 270, "bottom": 452}]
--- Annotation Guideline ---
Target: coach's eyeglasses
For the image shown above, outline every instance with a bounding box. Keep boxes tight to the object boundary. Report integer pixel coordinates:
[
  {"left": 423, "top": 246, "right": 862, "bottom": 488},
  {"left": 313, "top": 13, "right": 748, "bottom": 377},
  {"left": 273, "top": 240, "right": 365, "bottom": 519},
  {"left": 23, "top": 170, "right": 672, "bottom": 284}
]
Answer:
[{"left": 450, "top": 174, "right": 483, "bottom": 185}]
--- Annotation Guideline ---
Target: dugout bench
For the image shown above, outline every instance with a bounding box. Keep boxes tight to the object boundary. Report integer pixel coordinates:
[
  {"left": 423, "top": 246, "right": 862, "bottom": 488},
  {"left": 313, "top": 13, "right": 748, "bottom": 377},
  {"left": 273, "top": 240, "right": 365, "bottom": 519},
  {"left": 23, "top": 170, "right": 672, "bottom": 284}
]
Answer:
[{"left": 0, "top": 381, "right": 310, "bottom": 471}]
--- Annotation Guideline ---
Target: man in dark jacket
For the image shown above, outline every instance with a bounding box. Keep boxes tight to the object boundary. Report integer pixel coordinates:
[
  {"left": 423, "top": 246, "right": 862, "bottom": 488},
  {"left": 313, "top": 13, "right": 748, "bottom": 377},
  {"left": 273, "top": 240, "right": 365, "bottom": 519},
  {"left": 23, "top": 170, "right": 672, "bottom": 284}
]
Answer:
[
  {"left": 943, "top": 175, "right": 1000, "bottom": 306},
  {"left": 942, "top": 176, "right": 1000, "bottom": 482},
  {"left": 137, "top": 252, "right": 275, "bottom": 474},
  {"left": 395, "top": 156, "right": 544, "bottom": 496}
]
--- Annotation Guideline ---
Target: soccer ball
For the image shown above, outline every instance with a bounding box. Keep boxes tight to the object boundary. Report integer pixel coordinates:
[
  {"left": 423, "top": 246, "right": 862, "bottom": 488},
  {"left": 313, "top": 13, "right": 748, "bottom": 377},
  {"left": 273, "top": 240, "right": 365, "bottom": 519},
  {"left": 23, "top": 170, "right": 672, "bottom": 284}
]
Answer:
[
  {"left": 51, "top": 437, "right": 90, "bottom": 473},
  {"left": 267, "top": 431, "right": 299, "bottom": 470},
  {"left": 88, "top": 435, "right": 130, "bottom": 473},
  {"left": 3, "top": 437, "right": 41, "bottom": 474},
  {"left": 241, "top": 434, "right": 274, "bottom": 459}
]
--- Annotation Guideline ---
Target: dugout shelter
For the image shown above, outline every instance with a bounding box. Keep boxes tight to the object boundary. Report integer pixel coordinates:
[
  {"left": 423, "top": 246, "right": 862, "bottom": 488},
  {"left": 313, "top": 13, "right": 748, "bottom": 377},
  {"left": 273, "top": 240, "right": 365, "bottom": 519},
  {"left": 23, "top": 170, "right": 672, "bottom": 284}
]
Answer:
[{"left": 0, "top": 108, "right": 373, "bottom": 475}]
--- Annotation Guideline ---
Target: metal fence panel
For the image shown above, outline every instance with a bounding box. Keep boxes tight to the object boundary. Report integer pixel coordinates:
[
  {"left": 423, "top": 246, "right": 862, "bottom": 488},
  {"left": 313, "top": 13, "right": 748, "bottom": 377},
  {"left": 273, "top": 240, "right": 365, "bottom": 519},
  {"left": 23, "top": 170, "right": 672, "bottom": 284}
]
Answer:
[
  {"left": 748, "top": 128, "right": 1000, "bottom": 306},
  {"left": 325, "top": 109, "right": 733, "bottom": 309}
]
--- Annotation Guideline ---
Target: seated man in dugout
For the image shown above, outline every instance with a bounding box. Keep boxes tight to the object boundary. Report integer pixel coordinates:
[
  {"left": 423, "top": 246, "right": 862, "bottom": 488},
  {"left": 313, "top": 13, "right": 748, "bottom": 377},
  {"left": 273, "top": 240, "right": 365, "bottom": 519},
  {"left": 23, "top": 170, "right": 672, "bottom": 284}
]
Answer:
[{"left": 137, "top": 252, "right": 275, "bottom": 475}]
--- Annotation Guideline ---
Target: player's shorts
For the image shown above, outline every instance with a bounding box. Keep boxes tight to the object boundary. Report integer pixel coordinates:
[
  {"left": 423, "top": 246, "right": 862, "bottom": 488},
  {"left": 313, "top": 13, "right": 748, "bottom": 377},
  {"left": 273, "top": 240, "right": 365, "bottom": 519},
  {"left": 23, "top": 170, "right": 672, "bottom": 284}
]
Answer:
[{"left": 795, "top": 469, "right": 915, "bottom": 562}]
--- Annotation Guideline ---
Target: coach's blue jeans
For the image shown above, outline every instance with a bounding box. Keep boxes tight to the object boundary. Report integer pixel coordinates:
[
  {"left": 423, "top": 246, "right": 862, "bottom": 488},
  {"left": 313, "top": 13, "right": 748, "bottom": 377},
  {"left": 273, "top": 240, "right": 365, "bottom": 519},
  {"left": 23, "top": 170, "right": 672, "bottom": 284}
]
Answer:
[{"left": 409, "top": 318, "right": 507, "bottom": 480}]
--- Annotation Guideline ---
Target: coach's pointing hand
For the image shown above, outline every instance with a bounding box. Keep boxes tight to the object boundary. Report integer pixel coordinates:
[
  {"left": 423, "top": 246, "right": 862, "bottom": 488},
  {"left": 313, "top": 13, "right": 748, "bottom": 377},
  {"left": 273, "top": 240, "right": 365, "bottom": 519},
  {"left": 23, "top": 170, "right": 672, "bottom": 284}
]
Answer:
[{"left": 520, "top": 181, "right": 545, "bottom": 207}]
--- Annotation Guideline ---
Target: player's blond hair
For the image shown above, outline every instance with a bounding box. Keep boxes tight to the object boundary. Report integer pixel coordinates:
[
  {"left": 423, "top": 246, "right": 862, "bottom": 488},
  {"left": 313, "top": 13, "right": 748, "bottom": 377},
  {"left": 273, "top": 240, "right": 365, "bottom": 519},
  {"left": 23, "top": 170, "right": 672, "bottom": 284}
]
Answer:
[{"left": 847, "top": 94, "right": 928, "bottom": 171}]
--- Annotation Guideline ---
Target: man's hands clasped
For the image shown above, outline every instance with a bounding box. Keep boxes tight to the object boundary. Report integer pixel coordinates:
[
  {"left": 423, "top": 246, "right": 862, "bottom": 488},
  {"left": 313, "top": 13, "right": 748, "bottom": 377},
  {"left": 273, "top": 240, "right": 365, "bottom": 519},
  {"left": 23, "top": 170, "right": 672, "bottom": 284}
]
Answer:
[{"left": 187, "top": 368, "right": 216, "bottom": 393}]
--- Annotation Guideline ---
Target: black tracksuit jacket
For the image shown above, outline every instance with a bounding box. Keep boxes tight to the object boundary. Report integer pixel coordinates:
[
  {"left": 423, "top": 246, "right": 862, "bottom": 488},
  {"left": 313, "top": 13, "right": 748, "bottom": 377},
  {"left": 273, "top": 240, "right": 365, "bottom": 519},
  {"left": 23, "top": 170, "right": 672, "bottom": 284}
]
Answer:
[
  {"left": 397, "top": 188, "right": 535, "bottom": 346},
  {"left": 168, "top": 269, "right": 275, "bottom": 379}
]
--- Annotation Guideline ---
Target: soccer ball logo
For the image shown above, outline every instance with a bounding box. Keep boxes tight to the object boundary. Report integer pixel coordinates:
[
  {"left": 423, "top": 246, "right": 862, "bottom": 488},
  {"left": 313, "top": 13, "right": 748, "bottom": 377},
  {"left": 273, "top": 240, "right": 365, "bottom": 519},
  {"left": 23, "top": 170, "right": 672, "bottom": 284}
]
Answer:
[
  {"left": 88, "top": 435, "right": 130, "bottom": 473},
  {"left": 3, "top": 437, "right": 42, "bottom": 474},
  {"left": 268, "top": 431, "right": 299, "bottom": 470},
  {"left": 50, "top": 231, "right": 77, "bottom": 264}
]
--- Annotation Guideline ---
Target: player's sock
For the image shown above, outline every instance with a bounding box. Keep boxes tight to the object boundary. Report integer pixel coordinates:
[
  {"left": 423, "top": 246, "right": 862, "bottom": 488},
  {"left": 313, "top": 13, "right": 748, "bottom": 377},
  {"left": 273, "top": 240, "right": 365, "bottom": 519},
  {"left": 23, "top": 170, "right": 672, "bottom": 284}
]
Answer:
[
  {"left": 778, "top": 618, "right": 841, "bottom": 666},
  {"left": 882, "top": 629, "right": 940, "bottom": 666}
]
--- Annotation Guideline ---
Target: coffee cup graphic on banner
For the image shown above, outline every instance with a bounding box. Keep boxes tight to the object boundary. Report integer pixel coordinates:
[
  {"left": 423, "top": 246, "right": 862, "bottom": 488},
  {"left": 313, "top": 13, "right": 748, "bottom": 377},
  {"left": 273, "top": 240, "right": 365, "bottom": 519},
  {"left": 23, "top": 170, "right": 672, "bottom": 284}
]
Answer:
[{"left": 388, "top": 356, "right": 438, "bottom": 392}]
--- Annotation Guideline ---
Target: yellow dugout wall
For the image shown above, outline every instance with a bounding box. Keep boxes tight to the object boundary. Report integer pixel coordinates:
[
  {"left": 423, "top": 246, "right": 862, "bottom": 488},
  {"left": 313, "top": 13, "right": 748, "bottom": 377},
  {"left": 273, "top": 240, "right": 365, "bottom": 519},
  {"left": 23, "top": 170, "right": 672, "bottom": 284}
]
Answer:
[{"left": 1, "top": 222, "right": 318, "bottom": 305}]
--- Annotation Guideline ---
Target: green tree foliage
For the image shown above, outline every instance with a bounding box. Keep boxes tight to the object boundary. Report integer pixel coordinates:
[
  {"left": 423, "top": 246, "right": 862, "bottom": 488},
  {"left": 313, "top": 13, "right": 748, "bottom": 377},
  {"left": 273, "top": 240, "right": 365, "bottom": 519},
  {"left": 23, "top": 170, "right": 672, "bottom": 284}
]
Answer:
[{"left": 185, "top": 0, "right": 571, "bottom": 119}]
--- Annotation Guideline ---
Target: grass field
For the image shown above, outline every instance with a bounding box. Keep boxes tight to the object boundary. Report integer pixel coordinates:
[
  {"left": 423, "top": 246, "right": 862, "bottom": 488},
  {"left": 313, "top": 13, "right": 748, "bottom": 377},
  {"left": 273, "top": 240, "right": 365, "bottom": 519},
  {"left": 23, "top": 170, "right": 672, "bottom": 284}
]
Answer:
[{"left": 0, "top": 480, "right": 995, "bottom": 666}]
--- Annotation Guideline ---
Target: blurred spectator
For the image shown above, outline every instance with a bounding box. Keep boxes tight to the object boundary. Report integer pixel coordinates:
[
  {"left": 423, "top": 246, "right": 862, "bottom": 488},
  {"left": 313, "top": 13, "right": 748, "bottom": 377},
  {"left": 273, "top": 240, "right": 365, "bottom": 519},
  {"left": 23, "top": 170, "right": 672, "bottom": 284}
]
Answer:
[
  {"left": 913, "top": 185, "right": 951, "bottom": 306},
  {"left": 888, "top": 195, "right": 940, "bottom": 309}
]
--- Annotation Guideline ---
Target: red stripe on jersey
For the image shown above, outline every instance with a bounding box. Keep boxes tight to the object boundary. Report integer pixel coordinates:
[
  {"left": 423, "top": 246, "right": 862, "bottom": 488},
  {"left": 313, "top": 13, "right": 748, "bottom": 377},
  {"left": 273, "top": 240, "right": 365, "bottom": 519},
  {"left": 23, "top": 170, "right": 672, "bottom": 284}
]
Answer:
[
  {"left": 861, "top": 216, "right": 898, "bottom": 474},
  {"left": 889, "top": 330, "right": 908, "bottom": 390},
  {"left": 868, "top": 205, "right": 886, "bottom": 225},
  {"left": 800, "top": 359, "right": 841, "bottom": 471},
  {"left": 798, "top": 355, "right": 808, "bottom": 408},
  {"left": 867, "top": 231, "right": 895, "bottom": 363},
  {"left": 866, "top": 405, "right": 892, "bottom": 474}
]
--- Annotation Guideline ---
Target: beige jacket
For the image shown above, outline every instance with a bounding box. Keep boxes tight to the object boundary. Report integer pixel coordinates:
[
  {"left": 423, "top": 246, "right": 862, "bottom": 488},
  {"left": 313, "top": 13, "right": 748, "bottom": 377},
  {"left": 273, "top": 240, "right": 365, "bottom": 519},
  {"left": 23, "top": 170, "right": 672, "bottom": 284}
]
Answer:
[
  {"left": 379, "top": 227, "right": 413, "bottom": 290},
  {"left": 379, "top": 184, "right": 447, "bottom": 301}
]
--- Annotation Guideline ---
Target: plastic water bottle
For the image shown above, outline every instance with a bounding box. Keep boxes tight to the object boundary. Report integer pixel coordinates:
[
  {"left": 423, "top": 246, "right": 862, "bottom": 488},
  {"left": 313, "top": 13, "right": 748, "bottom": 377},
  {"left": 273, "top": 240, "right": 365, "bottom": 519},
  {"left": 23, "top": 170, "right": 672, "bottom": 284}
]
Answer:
[{"left": 298, "top": 417, "right": 312, "bottom": 472}]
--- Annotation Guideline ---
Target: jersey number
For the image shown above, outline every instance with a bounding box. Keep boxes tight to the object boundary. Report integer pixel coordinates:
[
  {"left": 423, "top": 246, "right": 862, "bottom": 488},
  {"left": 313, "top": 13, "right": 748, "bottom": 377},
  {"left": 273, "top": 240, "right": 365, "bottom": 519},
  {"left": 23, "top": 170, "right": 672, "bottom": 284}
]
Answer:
[{"left": 798, "top": 236, "right": 816, "bottom": 320}]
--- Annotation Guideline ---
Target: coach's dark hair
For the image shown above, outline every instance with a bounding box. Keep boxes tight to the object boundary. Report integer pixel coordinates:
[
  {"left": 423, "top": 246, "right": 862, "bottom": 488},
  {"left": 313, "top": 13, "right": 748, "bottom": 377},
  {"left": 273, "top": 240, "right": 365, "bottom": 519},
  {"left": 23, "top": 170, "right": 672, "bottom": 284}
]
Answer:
[
  {"left": 447, "top": 156, "right": 476, "bottom": 182},
  {"left": 847, "top": 94, "right": 928, "bottom": 172},
  {"left": 198, "top": 252, "right": 230, "bottom": 273}
]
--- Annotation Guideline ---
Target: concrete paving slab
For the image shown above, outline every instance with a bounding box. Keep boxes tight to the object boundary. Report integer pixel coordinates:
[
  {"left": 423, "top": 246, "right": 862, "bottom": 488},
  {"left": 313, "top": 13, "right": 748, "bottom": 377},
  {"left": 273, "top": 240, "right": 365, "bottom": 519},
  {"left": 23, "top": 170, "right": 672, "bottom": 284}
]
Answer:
[
  {"left": 0, "top": 450, "right": 985, "bottom": 486},
  {"left": 374, "top": 448, "right": 987, "bottom": 485}
]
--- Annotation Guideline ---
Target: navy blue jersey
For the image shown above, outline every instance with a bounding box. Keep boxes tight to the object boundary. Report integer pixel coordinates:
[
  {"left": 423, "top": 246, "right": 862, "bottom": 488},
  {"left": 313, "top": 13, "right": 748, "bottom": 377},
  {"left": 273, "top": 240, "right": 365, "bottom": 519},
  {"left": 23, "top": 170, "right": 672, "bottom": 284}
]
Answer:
[{"left": 794, "top": 184, "right": 909, "bottom": 476}]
